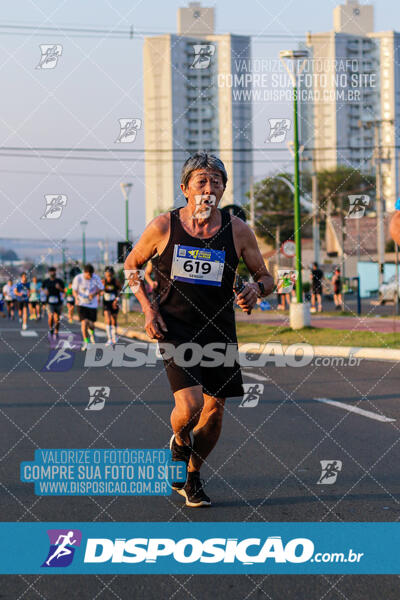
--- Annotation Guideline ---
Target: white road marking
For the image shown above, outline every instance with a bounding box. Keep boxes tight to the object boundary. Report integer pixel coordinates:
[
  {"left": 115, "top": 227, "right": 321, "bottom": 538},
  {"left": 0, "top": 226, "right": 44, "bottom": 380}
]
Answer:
[
  {"left": 20, "top": 330, "right": 38, "bottom": 337},
  {"left": 242, "top": 371, "right": 268, "bottom": 381},
  {"left": 314, "top": 397, "right": 396, "bottom": 423}
]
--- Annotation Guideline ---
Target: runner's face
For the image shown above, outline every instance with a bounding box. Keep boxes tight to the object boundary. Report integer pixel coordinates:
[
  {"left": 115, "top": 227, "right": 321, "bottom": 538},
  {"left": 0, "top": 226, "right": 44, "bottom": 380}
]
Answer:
[
  {"left": 84, "top": 272, "right": 92, "bottom": 280},
  {"left": 181, "top": 169, "right": 225, "bottom": 216}
]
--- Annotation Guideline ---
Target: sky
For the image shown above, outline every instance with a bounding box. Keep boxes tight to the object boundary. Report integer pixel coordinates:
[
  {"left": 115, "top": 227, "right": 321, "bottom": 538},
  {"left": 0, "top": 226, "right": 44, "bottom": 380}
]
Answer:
[{"left": 0, "top": 0, "right": 398, "bottom": 258}]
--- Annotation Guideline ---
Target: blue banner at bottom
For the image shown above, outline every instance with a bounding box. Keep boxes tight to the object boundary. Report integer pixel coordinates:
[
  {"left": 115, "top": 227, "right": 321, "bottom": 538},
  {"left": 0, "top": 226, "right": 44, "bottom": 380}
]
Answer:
[{"left": 0, "top": 522, "right": 398, "bottom": 574}]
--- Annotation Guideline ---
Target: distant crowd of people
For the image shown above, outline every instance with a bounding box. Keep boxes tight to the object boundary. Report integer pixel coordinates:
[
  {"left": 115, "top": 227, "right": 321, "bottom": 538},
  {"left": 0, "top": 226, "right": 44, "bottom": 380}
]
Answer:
[{"left": 0, "top": 264, "right": 124, "bottom": 348}]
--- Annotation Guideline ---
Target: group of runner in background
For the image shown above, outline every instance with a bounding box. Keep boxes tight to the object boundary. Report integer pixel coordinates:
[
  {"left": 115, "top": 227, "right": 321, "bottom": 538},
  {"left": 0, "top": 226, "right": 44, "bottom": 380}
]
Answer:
[{"left": 0, "top": 265, "right": 122, "bottom": 348}]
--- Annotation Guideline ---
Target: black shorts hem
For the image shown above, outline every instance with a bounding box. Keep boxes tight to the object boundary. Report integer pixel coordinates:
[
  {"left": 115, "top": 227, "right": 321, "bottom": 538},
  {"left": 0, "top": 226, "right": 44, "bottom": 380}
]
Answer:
[{"left": 78, "top": 306, "right": 98, "bottom": 322}]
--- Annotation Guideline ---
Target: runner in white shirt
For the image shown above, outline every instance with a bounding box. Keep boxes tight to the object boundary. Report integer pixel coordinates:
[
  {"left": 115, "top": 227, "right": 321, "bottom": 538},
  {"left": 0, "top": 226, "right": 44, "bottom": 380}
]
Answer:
[
  {"left": 72, "top": 264, "right": 104, "bottom": 351},
  {"left": 3, "top": 279, "right": 15, "bottom": 319}
]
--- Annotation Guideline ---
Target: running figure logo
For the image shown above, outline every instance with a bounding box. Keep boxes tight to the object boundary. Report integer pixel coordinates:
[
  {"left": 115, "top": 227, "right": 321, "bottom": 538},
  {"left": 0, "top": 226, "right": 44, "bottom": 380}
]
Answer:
[
  {"left": 123, "top": 269, "right": 145, "bottom": 294},
  {"left": 86, "top": 386, "right": 110, "bottom": 411},
  {"left": 36, "top": 44, "right": 63, "bottom": 69},
  {"left": 317, "top": 460, "right": 343, "bottom": 485},
  {"left": 346, "top": 195, "right": 370, "bottom": 219},
  {"left": 42, "top": 334, "right": 78, "bottom": 372},
  {"left": 239, "top": 383, "right": 264, "bottom": 408},
  {"left": 115, "top": 118, "right": 142, "bottom": 143},
  {"left": 41, "top": 195, "right": 67, "bottom": 220},
  {"left": 42, "top": 529, "right": 81, "bottom": 567},
  {"left": 190, "top": 44, "right": 215, "bottom": 69},
  {"left": 266, "top": 119, "right": 291, "bottom": 143}
]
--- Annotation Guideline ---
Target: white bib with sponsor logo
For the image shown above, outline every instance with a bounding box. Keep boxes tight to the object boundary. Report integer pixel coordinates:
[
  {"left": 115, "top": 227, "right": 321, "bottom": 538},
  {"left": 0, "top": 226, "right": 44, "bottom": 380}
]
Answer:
[{"left": 170, "top": 245, "right": 225, "bottom": 287}]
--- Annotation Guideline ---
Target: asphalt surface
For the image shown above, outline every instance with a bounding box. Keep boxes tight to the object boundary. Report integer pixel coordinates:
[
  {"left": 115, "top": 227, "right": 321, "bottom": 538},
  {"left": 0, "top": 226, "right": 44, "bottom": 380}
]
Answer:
[{"left": 1, "top": 316, "right": 400, "bottom": 599}]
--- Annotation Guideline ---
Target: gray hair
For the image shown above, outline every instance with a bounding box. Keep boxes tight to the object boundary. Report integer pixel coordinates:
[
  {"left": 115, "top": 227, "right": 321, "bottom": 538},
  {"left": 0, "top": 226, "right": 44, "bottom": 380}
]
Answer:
[{"left": 180, "top": 152, "right": 228, "bottom": 188}]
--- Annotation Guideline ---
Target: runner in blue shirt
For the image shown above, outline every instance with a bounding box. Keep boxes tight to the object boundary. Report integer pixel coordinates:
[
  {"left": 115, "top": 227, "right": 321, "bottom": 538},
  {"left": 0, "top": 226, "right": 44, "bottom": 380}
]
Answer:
[{"left": 14, "top": 272, "right": 30, "bottom": 330}]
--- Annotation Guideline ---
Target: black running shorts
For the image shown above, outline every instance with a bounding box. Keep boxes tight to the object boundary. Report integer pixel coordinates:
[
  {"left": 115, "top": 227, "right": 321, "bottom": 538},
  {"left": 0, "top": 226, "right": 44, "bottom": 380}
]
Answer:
[
  {"left": 103, "top": 301, "right": 119, "bottom": 314},
  {"left": 47, "top": 302, "right": 63, "bottom": 315},
  {"left": 78, "top": 306, "right": 97, "bottom": 322},
  {"left": 159, "top": 339, "right": 243, "bottom": 398}
]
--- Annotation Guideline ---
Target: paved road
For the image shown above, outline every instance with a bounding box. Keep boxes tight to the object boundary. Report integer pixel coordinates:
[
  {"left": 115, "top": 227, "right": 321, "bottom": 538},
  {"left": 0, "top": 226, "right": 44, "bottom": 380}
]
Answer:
[{"left": 1, "top": 317, "right": 400, "bottom": 598}]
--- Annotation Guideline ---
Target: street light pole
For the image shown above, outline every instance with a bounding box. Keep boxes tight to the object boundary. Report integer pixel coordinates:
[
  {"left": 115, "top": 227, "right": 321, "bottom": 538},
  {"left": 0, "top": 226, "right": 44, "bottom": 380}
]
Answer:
[
  {"left": 279, "top": 49, "right": 310, "bottom": 329},
  {"left": 120, "top": 183, "right": 133, "bottom": 242},
  {"left": 292, "top": 80, "right": 303, "bottom": 304},
  {"left": 80, "top": 220, "right": 88, "bottom": 266}
]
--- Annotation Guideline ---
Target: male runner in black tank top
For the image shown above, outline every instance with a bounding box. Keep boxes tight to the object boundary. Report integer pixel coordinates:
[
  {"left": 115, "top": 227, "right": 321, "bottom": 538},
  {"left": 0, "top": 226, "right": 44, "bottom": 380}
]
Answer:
[{"left": 125, "top": 152, "right": 274, "bottom": 507}]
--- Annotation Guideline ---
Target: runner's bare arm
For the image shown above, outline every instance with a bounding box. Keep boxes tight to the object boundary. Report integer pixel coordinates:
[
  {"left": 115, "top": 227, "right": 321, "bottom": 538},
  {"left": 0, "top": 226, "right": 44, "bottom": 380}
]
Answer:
[
  {"left": 124, "top": 214, "right": 170, "bottom": 339},
  {"left": 232, "top": 216, "right": 275, "bottom": 312}
]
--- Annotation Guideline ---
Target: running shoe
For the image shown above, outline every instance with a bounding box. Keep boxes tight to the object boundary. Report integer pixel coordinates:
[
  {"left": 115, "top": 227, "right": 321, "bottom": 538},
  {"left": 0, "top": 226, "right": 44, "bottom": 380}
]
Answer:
[
  {"left": 81, "top": 341, "right": 88, "bottom": 351},
  {"left": 169, "top": 434, "right": 191, "bottom": 491},
  {"left": 22, "top": 323, "right": 27, "bottom": 330},
  {"left": 180, "top": 472, "right": 211, "bottom": 507},
  {"left": 105, "top": 340, "right": 113, "bottom": 347}
]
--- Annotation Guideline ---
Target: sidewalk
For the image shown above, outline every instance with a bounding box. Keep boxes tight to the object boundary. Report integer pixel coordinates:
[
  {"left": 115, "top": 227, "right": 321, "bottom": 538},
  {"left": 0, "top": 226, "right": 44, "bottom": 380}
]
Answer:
[{"left": 235, "top": 311, "right": 400, "bottom": 333}]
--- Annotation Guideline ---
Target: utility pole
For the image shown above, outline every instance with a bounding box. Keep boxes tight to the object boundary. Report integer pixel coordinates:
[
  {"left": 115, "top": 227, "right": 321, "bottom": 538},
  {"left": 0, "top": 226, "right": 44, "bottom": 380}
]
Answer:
[
  {"left": 359, "top": 118, "right": 393, "bottom": 288},
  {"left": 373, "top": 121, "right": 385, "bottom": 289}
]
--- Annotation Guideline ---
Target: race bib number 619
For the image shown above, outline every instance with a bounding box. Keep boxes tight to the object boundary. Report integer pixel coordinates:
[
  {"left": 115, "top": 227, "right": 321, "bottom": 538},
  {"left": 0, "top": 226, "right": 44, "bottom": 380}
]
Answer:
[{"left": 170, "top": 245, "right": 225, "bottom": 286}]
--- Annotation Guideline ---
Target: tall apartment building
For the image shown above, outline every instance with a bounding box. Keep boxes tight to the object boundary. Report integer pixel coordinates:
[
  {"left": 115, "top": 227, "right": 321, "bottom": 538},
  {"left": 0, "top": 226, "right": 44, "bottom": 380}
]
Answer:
[
  {"left": 299, "top": 0, "right": 400, "bottom": 211},
  {"left": 143, "top": 2, "right": 252, "bottom": 222}
]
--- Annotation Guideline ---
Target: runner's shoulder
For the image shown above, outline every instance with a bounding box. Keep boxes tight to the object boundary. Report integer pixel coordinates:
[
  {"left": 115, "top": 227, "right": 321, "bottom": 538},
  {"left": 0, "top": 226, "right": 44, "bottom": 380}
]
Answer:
[
  {"left": 230, "top": 214, "right": 256, "bottom": 241},
  {"left": 145, "top": 212, "right": 171, "bottom": 239}
]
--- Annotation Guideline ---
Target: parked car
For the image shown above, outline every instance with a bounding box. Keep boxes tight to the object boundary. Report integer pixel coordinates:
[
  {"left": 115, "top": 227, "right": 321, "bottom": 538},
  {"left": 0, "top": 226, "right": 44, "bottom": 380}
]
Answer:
[{"left": 379, "top": 275, "right": 400, "bottom": 303}]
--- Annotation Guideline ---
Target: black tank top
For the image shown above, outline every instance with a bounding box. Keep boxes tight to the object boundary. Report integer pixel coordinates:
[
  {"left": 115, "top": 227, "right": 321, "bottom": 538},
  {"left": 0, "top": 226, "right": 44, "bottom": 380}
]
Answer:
[
  {"left": 153, "top": 208, "right": 239, "bottom": 344},
  {"left": 103, "top": 279, "right": 118, "bottom": 301}
]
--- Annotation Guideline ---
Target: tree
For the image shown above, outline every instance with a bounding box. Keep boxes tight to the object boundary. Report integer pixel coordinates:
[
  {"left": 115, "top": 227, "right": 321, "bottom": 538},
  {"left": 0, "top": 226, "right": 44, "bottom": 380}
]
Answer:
[
  {"left": 317, "top": 166, "right": 375, "bottom": 217},
  {"left": 0, "top": 247, "right": 18, "bottom": 261},
  {"left": 245, "top": 172, "right": 311, "bottom": 246}
]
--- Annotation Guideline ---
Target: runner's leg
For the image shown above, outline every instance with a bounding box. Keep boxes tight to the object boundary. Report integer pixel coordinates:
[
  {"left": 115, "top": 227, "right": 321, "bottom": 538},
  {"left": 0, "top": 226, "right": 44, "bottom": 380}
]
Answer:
[
  {"left": 54, "top": 311, "right": 60, "bottom": 335},
  {"left": 171, "top": 385, "right": 203, "bottom": 446},
  {"left": 48, "top": 306, "right": 54, "bottom": 334},
  {"left": 81, "top": 318, "right": 88, "bottom": 341},
  {"left": 111, "top": 313, "right": 117, "bottom": 343},
  {"left": 22, "top": 304, "right": 28, "bottom": 328},
  {"left": 87, "top": 319, "right": 95, "bottom": 342},
  {"left": 189, "top": 393, "right": 225, "bottom": 472},
  {"left": 104, "top": 311, "right": 111, "bottom": 342},
  {"left": 317, "top": 293, "right": 322, "bottom": 312}
]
